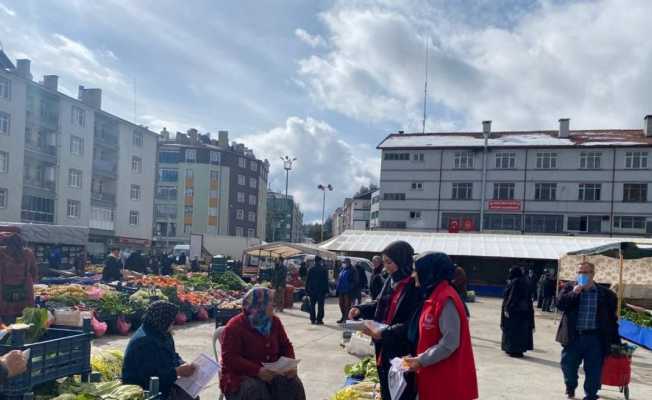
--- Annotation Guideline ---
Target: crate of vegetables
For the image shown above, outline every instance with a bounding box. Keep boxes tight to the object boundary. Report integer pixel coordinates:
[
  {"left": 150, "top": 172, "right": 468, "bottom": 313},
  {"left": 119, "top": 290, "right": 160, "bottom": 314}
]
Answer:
[{"left": 0, "top": 309, "right": 92, "bottom": 397}]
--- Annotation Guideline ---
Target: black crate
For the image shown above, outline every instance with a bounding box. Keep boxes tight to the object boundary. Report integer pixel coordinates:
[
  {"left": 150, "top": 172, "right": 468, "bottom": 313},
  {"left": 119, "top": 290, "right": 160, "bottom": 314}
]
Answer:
[
  {"left": 0, "top": 319, "right": 92, "bottom": 397},
  {"left": 214, "top": 308, "right": 240, "bottom": 327}
]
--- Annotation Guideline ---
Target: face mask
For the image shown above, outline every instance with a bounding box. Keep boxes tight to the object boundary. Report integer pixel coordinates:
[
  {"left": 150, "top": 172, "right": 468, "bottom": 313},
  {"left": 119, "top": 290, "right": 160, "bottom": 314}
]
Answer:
[{"left": 577, "top": 273, "right": 590, "bottom": 286}]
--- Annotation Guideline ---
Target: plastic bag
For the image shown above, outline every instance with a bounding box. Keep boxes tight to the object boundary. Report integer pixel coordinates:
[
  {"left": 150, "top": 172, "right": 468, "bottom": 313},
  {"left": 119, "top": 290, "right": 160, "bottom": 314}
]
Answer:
[
  {"left": 91, "top": 316, "right": 108, "bottom": 337},
  {"left": 301, "top": 296, "right": 311, "bottom": 313},
  {"left": 175, "top": 312, "right": 188, "bottom": 325},
  {"left": 116, "top": 315, "right": 131, "bottom": 335},
  {"left": 388, "top": 357, "right": 408, "bottom": 400},
  {"left": 196, "top": 307, "right": 209, "bottom": 321},
  {"left": 86, "top": 286, "right": 104, "bottom": 300},
  {"left": 346, "top": 332, "right": 375, "bottom": 357}
]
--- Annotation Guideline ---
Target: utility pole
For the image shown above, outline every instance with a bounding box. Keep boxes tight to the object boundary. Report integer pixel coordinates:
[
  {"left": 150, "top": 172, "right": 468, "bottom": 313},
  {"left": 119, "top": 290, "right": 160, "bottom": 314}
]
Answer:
[
  {"left": 422, "top": 38, "right": 429, "bottom": 134},
  {"left": 280, "top": 156, "right": 296, "bottom": 241},
  {"left": 318, "top": 184, "right": 333, "bottom": 242}
]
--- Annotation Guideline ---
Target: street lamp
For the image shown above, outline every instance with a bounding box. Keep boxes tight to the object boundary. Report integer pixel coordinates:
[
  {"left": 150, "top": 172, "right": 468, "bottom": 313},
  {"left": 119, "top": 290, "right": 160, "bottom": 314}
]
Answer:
[
  {"left": 318, "top": 184, "right": 333, "bottom": 242},
  {"left": 281, "top": 156, "right": 296, "bottom": 241}
]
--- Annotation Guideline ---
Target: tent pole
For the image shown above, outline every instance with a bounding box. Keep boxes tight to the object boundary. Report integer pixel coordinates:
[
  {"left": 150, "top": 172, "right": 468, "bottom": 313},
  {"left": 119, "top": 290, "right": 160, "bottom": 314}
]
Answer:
[{"left": 617, "top": 250, "right": 624, "bottom": 318}]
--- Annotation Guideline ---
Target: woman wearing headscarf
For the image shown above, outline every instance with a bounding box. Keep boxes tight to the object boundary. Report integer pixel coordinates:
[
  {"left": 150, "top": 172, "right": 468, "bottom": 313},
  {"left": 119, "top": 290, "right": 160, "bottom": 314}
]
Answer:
[
  {"left": 122, "top": 301, "right": 197, "bottom": 400},
  {"left": 220, "top": 287, "right": 305, "bottom": 400},
  {"left": 349, "top": 241, "right": 419, "bottom": 400},
  {"left": 500, "top": 267, "right": 535, "bottom": 358},
  {"left": 403, "top": 252, "right": 478, "bottom": 400},
  {"left": 0, "top": 231, "right": 37, "bottom": 324}
]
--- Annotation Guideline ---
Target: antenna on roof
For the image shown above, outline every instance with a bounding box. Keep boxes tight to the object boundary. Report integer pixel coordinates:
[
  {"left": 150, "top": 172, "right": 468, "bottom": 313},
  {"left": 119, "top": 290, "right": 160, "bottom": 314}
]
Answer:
[
  {"left": 133, "top": 77, "right": 137, "bottom": 124},
  {"left": 422, "top": 37, "right": 429, "bottom": 135}
]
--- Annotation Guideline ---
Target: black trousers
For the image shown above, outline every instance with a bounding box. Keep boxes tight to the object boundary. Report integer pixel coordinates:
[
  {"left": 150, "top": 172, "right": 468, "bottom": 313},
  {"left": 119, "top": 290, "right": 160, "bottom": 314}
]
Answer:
[{"left": 309, "top": 295, "right": 325, "bottom": 323}]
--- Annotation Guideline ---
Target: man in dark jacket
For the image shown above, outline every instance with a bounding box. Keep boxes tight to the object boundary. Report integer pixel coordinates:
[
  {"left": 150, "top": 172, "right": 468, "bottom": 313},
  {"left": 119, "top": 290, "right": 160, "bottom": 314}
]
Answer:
[
  {"left": 369, "top": 255, "right": 385, "bottom": 301},
  {"left": 556, "top": 262, "right": 619, "bottom": 400},
  {"left": 305, "top": 256, "right": 329, "bottom": 325},
  {"left": 542, "top": 271, "right": 556, "bottom": 312},
  {"left": 353, "top": 262, "right": 368, "bottom": 305},
  {"left": 101, "top": 247, "right": 123, "bottom": 283}
]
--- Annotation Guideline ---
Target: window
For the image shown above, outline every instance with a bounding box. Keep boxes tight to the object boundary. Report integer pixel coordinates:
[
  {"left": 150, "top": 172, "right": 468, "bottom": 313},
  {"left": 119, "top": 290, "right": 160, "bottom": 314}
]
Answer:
[
  {"left": 70, "top": 136, "right": 83, "bottom": 155},
  {"left": 625, "top": 151, "right": 648, "bottom": 169},
  {"left": 0, "top": 151, "right": 8, "bottom": 173},
  {"left": 411, "top": 182, "right": 423, "bottom": 191},
  {"left": 130, "top": 184, "right": 141, "bottom": 200},
  {"left": 67, "top": 200, "right": 80, "bottom": 218},
  {"left": 534, "top": 183, "right": 557, "bottom": 201},
  {"left": 454, "top": 152, "right": 474, "bottom": 169},
  {"left": 0, "top": 112, "right": 9, "bottom": 135},
  {"left": 238, "top": 175, "right": 246, "bottom": 185},
  {"left": 0, "top": 76, "right": 9, "bottom": 99},
  {"left": 156, "top": 222, "right": 176, "bottom": 237},
  {"left": 132, "top": 131, "right": 143, "bottom": 147},
  {"left": 484, "top": 214, "right": 521, "bottom": 230},
  {"left": 209, "top": 208, "right": 218, "bottom": 217},
  {"left": 381, "top": 221, "right": 407, "bottom": 229},
  {"left": 440, "top": 213, "right": 479, "bottom": 230},
  {"left": 238, "top": 157, "right": 246, "bottom": 168},
  {"left": 383, "top": 193, "right": 406, "bottom": 201},
  {"left": 250, "top": 162, "right": 257, "bottom": 171},
  {"left": 155, "top": 204, "right": 177, "bottom": 218},
  {"left": 237, "top": 192, "right": 245, "bottom": 203},
  {"left": 185, "top": 149, "right": 196, "bottom": 162},
  {"left": 524, "top": 214, "right": 564, "bottom": 233},
  {"left": 159, "top": 169, "right": 178, "bottom": 182},
  {"left": 159, "top": 151, "right": 179, "bottom": 164},
  {"left": 614, "top": 216, "right": 646, "bottom": 230},
  {"left": 452, "top": 183, "right": 473, "bottom": 200},
  {"left": 21, "top": 195, "right": 55, "bottom": 223},
  {"left": 623, "top": 183, "right": 647, "bottom": 202},
  {"left": 412, "top": 153, "right": 425, "bottom": 162},
  {"left": 249, "top": 195, "right": 257, "bottom": 205},
  {"left": 235, "top": 227, "right": 244, "bottom": 236},
  {"left": 236, "top": 209, "right": 244, "bottom": 220},
  {"left": 131, "top": 156, "right": 142, "bottom": 173},
  {"left": 210, "top": 170, "right": 219, "bottom": 182},
  {"left": 210, "top": 151, "right": 220, "bottom": 163},
  {"left": 248, "top": 211, "right": 256, "bottom": 222},
  {"left": 536, "top": 152, "right": 557, "bottom": 169},
  {"left": 493, "top": 183, "right": 515, "bottom": 200},
  {"left": 185, "top": 169, "right": 193, "bottom": 179},
  {"left": 567, "top": 215, "right": 604, "bottom": 233},
  {"left": 71, "top": 106, "right": 85, "bottom": 127},
  {"left": 409, "top": 211, "right": 422, "bottom": 219},
  {"left": 247, "top": 228, "right": 256, "bottom": 238},
  {"left": 249, "top": 178, "right": 257, "bottom": 189},
  {"left": 129, "top": 210, "right": 140, "bottom": 225},
  {"left": 156, "top": 186, "right": 178, "bottom": 200},
  {"left": 184, "top": 188, "right": 193, "bottom": 197},
  {"left": 495, "top": 152, "right": 515, "bottom": 169},
  {"left": 384, "top": 153, "right": 410, "bottom": 161},
  {"left": 578, "top": 183, "right": 601, "bottom": 201},
  {"left": 68, "top": 169, "right": 82, "bottom": 188},
  {"left": 0, "top": 188, "right": 7, "bottom": 208},
  {"left": 580, "top": 151, "right": 602, "bottom": 169},
  {"left": 184, "top": 205, "right": 193, "bottom": 217}
]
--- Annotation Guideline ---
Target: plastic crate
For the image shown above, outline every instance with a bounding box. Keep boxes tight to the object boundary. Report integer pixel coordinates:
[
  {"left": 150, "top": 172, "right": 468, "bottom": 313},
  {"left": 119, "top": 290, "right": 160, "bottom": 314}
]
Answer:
[
  {"left": 214, "top": 308, "right": 240, "bottom": 327},
  {"left": 0, "top": 319, "right": 92, "bottom": 397}
]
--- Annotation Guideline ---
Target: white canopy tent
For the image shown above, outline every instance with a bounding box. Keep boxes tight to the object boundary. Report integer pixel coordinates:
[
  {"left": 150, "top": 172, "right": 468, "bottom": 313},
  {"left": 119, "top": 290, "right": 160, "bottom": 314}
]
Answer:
[{"left": 245, "top": 242, "right": 337, "bottom": 260}]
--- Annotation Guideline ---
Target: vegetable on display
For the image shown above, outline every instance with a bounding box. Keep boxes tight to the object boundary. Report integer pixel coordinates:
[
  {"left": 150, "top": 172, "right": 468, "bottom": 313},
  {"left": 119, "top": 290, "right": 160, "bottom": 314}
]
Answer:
[{"left": 622, "top": 308, "right": 652, "bottom": 327}]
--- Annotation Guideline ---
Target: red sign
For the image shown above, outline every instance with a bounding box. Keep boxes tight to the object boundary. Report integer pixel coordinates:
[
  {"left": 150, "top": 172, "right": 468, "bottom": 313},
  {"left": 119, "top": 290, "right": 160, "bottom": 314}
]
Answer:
[
  {"left": 118, "top": 237, "right": 151, "bottom": 247},
  {"left": 448, "top": 219, "right": 460, "bottom": 233},
  {"left": 462, "top": 218, "right": 476, "bottom": 232},
  {"left": 488, "top": 200, "right": 521, "bottom": 211}
]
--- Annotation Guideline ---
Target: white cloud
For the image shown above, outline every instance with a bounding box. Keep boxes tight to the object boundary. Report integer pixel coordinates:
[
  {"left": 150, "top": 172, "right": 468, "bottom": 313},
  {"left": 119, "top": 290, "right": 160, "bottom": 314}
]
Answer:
[
  {"left": 0, "top": 2, "right": 15, "bottom": 17},
  {"left": 236, "top": 117, "right": 379, "bottom": 215},
  {"left": 295, "top": 28, "right": 326, "bottom": 48},
  {"left": 299, "top": 0, "right": 652, "bottom": 131}
]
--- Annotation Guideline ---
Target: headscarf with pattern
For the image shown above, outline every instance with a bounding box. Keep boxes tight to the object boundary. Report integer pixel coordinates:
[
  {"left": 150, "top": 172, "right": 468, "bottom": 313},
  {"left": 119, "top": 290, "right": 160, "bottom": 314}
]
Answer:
[
  {"left": 242, "top": 287, "right": 273, "bottom": 336},
  {"left": 142, "top": 301, "right": 179, "bottom": 334}
]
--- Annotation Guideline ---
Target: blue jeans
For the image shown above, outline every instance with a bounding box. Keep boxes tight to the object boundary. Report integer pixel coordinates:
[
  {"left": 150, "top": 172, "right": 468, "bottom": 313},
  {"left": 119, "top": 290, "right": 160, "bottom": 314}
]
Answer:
[{"left": 561, "top": 333, "right": 604, "bottom": 400}]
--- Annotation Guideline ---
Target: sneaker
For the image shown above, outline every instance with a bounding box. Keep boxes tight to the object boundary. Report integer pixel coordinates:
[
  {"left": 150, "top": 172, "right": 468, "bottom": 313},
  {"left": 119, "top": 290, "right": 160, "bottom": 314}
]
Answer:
[{"left": 565, "top": 387, "right": 575, "bottom": 399}]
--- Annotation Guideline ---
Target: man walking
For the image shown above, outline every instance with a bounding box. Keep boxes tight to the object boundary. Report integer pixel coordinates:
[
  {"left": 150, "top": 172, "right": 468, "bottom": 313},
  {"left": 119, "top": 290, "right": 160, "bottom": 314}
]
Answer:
[
  {"left": 271, "top": 258, "right": 288, "bottom": 312},
  {"left": 556, "top": 262, "right": 619, "bottom": 400},
  {"left": 305, "top": 256, "right": 329, "bottom": 325}
]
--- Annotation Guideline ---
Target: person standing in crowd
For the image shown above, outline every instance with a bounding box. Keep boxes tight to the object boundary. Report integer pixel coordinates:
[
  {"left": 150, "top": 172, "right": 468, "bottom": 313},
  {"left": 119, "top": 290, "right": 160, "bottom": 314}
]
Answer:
[
  {"left": 271, "top": 258, "right": 288, "bottom": 313},
  {"left": 220, "top": 288, "right": 305, "bottom": 400},
  {"left": 501, "top": 267, "right": 534, "bottom": 358},
  {"left": 74, "top": 252, "right": 87, "bottom": 276},
  {"left": 335, "top": 258, "right": 358, "bottom": 324},
  {"left": 403, "top": 252, "right": 478, "bottom": 400},
  {"left": 537, "top": 270, "right": 547, "bottom": 309},
  {"left": 190, "top": 257, "right": 200, "bottom": 273},
  {"left": 298, "top": 261, "right": 308, "bottom": 281},
  {"left": 177, "top": 252, "right": 187, "bottom": 267},
  {"left": 352, "top": 262, "right": 368, "bottom": 305},
  {"left": 542, "top": 271, "right": 556, "bottom": 312},
  {"left": 149, "top": 254, "right": 160, "bottom": 275},
  {"left": 452, "top": 265, "right": 468, "bottom": 302},
  {"left": 102, "top": 247, "right": 123, "bottom": 283},
  {"left": 305, "top": 256, "right": 329, "bottom": 325},
  {"left": 349, "top": 241, "right": 419, "bottom": 400},
  {"left": 0, "top": 231, "right": 37, "bottom": 324},
  {"left": 160, "top": 253, "right": 174, "bottom": 276},
  {"left": 122, "top": 301, "right": 197, "bottom": 399},
  {"left": 48, "top": 244, "right": 62, "bottom": 270},
  {"left": 556, "top": 262, "right": 619, "bottom": 400},
  {"left": 369, "top": 255, "right": 385, "bottom": 301},
  {"left": 527, "top": 269, "right": 538, "bottom": 301}
]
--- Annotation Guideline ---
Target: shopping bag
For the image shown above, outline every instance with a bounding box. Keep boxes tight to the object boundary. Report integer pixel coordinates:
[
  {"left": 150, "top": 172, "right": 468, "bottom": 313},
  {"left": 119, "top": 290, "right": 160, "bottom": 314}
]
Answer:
[
  {"left": 116, "top": 315, "right": 132, "bottom": 335},
  {"left": 301, "top": 296, "right": 311, "bottom": 313},
  {"left": 388, "top": 357, "right": 408, "bottom": 400},
  {"left": 346, "top": 332, "right": 375, "bottom": 357},
  {"left": 91, "top": 316, "right": 108, "bottom": 337}
]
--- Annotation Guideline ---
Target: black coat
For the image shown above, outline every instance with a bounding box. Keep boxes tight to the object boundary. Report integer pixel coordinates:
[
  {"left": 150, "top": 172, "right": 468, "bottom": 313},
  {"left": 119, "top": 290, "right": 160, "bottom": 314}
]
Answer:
[
  {"left": 543, "top": 277, "right": 556, "bottom": 297},
  {"left": 556, "top": 283, "right": 620, "bottom": 353},
  {"left": 305, "top": 263, "right": 329, "bottom": 299},
  {"left": 501, "top": 277, "right": 534, "bottom": 354},
  {"left": 102, "top": 255, "right": 122, "bottom": 282},
  {"left": 369, "top": 272, "right": 385, "bottom": 300}
]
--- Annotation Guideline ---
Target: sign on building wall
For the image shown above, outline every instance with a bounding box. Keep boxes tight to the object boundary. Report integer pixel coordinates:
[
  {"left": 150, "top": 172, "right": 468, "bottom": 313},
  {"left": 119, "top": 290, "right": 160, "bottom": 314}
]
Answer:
[{"left": 488, "top": 200, "right": 522, "bottom": 211}]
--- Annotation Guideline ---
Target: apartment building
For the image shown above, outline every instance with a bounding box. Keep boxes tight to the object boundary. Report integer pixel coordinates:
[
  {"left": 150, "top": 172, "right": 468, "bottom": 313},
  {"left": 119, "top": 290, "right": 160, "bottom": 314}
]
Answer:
[
  {"left": 0, "top": 51, "right": 158, "bottom": 255},
  {"left": 266, "top": 191, "right": 304, "bottom": 242},
  {"left": 331, "top": 190, "right": 373, "bottom": 236},
  {"left": 376, "top": 118, "right": 652, "bottom": 237},
  {"left": 154, "top": 129, "right": 269, "bottom": 248}
]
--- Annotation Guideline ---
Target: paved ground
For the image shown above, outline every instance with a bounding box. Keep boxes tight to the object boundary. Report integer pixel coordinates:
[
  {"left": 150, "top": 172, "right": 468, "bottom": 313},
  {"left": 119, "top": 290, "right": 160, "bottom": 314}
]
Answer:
[{"left": 95, "top": 297, "right": 652, "bottom": 400}]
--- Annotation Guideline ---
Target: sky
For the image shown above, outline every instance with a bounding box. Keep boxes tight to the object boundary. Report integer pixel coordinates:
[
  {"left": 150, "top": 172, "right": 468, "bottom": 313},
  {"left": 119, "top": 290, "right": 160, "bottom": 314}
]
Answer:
[{"left": 2, "top": 0, "right": 652, "bottom": 222}]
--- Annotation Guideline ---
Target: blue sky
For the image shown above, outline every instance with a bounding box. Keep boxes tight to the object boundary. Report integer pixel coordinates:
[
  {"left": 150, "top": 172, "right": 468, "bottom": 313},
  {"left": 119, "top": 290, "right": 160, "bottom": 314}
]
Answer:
[{"left": 2, "top": 0, "right": 652, "bottom": 222}]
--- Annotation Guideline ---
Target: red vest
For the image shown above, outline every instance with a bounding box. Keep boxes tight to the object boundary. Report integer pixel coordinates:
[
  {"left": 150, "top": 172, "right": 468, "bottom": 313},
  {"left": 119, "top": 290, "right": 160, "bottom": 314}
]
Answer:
[{"left": 416, "top": 281, "right": 478, "bottom": 400}]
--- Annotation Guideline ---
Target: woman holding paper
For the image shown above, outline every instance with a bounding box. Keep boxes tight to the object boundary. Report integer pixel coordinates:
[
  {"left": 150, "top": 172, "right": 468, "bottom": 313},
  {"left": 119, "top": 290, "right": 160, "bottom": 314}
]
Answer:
[
  {"left": 349, "top": 241, "right": 419, "bottom": 400},
  {"left": 403, "top": 252, "right": 478, "bottom": 400},
  {"left": 220, "top": 287, "right": 305, "bottom": 400}
]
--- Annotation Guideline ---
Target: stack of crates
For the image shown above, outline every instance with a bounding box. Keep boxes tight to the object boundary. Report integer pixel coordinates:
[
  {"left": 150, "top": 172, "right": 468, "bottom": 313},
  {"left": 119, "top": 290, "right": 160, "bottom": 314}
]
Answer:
[{"left": 211, "top": 255, "right": 227, "bottom": 276}]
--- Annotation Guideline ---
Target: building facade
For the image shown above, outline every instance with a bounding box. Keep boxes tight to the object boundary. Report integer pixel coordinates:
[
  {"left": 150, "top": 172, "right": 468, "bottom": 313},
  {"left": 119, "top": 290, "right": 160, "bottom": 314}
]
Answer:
[
  {"left": 376, "top": 119, "right": 652, "bottom": 237},
  {"left": 330, "top": 191, "right": 373, "bottom": 236},
  {"left": 0, "top": 51, "right": 158, "bottom": 256},
  {"left": 265, "top": 191, "right": 304, "bottom": 243},
  {"left": 154, "top": 129, "right": 269, "bottom": 248}
]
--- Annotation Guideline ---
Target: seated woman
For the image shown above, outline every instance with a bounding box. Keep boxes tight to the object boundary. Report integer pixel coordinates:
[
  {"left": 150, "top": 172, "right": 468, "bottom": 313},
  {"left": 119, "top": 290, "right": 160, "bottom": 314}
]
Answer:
[
  {"left": 122, "top": 301, "right": 197, "bottom": 400},
  {"left": 220, "top": 287, "right": 305, "bottom": 400}
]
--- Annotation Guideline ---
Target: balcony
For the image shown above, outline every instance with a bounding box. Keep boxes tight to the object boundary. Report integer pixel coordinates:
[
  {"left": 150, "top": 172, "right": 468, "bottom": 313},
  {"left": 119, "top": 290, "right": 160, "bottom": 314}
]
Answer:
[
  {"left": 23, "top": 177, "right": 55, "bottom": 192},
  {"left": 91, "top": 191, "right": 116, "bottom": 204},
  {"left": 93, "top": 160, "right": 118, "bottom": 178},
  {"left": 94, "top": 131, "right": 119, "bottom": 148},
  {"left": 90, "top": 219, "right": 115, "bottom": 231}
]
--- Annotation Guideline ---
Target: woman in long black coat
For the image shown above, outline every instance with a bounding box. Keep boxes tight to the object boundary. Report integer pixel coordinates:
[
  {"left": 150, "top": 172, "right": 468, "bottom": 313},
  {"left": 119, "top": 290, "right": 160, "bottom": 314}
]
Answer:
[{"left": 501, "top": 267, "right": 534, "bottom": 358}]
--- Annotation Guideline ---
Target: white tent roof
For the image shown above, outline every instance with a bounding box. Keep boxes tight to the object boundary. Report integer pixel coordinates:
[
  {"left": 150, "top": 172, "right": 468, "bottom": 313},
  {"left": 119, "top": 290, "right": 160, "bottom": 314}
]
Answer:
[{"left": 320, "top": 230, "right": 652, "bottom": 260}]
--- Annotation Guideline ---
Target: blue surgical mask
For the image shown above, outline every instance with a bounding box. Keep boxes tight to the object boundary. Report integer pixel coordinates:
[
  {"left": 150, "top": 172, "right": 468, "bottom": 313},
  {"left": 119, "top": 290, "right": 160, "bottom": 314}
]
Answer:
[{"left": 577, "top": 273, "right": 590, "bottom": 286}]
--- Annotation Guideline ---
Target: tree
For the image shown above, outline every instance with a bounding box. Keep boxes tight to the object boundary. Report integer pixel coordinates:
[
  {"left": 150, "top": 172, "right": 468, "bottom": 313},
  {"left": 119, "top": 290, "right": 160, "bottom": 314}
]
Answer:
[{"left": 355, "top": 183, "right": 378, "bottom": 197}]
